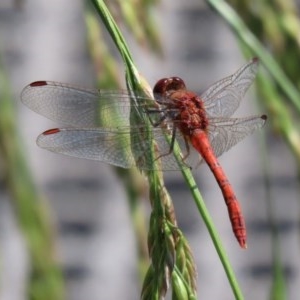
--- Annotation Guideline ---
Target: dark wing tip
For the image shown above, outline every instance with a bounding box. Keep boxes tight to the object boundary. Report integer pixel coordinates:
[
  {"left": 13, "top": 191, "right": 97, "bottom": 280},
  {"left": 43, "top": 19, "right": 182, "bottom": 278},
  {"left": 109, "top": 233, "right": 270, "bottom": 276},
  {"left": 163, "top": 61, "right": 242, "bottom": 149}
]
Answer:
[
  {"left": 261, "top": 114, "right": 267, "bottom": 121},
  {"left": 29, "top": 81, "right": 48, "bottom": 87},
  {"left": 42, "top": 128, "right": 61, "bottom": 135}
]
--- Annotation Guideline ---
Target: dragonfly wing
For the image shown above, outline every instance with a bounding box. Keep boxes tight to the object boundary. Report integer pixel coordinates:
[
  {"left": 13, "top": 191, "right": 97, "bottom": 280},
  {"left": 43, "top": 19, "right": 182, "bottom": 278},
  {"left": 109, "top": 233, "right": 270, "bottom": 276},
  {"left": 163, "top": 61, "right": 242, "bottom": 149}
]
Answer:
[
  {"left": 207, "top": 115, "right": 266, "bottom": 158},
  {"left": 21, "top": 81, "right": 152, "bottom": 127},
  {"left": 37, "top": 127, "right": 189, "bottom": 171},
  {"left": 37, "top": 128, "right": 137, "bottom": 168},
  {"left": 201, "top": 58, "right": 259, "bottom": 118}
]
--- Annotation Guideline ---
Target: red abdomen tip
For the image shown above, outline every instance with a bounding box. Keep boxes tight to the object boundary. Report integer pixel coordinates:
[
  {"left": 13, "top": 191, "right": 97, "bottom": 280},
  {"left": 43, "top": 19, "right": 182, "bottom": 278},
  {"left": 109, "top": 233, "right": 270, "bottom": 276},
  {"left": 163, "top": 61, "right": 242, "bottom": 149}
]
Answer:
[
  {"left": 43, "top": 128, "right": 61, "bottom": 135},
  {"left": 30, "top": 81, "right": 48, "bottom": 87}
]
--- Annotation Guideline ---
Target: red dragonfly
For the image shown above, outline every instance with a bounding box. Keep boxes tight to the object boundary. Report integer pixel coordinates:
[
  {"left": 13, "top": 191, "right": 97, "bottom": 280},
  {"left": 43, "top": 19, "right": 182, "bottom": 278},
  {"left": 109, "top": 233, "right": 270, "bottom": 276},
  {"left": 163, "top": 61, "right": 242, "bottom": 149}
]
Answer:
[{"left": 21, "top": 58, "right": 266, "bottom": 248}]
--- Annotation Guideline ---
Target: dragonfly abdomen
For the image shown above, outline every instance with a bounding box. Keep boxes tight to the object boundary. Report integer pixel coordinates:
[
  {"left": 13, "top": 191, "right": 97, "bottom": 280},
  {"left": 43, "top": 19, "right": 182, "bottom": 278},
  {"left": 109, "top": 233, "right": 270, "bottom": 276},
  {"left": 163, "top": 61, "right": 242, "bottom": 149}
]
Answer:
[{"left": 190, "top": 129, "right": 247, "bottom": 248}]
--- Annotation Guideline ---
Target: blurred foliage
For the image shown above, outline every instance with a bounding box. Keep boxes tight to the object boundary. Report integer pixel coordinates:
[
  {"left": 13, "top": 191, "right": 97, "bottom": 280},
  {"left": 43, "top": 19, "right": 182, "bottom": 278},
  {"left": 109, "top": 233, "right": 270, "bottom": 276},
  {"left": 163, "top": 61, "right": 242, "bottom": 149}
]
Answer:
[
  {"left": 228, "top": 0, "right": 300, "bottom": 86},
  {"left": 225, "top": 0, "right": 300, "bottom": 163},
  {"left": 215, "top": 0, "right": 300, "bottom": 299},
  {"left": 0, "top": 57, "right": 65, "bottom": 299},
  {"left": 106, "top": 0, "right": 163, "bottom": 54}
]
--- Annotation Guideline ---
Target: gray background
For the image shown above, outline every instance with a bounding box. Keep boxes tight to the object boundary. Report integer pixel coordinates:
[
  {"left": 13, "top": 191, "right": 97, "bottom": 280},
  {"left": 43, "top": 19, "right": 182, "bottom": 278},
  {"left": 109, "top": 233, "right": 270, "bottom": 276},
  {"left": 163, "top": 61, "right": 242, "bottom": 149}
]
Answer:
[{"left": 0, "top": 0, "right": 299, "bottom": 299}]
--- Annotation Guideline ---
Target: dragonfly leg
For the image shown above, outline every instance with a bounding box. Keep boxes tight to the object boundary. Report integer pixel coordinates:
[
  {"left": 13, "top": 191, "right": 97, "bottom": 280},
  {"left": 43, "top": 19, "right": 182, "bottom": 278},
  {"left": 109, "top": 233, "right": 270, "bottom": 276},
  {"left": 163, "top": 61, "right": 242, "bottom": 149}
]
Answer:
[
  {"left": 154, "top": 126, "right": 177, "bottom": 161},
  {"left": 181, "top": 136, "right": 190, "bottom": 162},
  {"left": 153, "top": 127, "right": 192, "bottom": 169}
]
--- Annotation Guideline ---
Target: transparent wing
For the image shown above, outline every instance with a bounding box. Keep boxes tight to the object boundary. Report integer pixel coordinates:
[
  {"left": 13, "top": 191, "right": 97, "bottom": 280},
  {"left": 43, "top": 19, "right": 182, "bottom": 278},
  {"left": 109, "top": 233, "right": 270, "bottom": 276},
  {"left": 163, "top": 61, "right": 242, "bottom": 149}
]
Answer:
[
  {"left": 205, "top": 115, "right": 266, "bottom": 160},
  {"left": 36, "top": 114, "right": 266, "bottom": 170},
  {"left": 37, "top": 126, "right": 193, "bottom": 171},
  {"left": 21, "top": 81, "right": 154, "bottom": 127},
  {"left": 201, "top": 58, "right": 259, "bottom": 118}
]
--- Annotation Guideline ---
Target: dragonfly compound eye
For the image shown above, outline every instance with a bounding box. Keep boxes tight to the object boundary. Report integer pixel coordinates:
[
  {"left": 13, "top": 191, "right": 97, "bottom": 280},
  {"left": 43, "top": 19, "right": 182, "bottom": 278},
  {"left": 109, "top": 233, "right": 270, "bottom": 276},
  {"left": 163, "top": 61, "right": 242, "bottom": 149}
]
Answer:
[
  {"left": 168, "top": 77, "right": 186, "bottom": 91},
  {"left": 153, "top": 78, "right": 169, "bottom": 95}
]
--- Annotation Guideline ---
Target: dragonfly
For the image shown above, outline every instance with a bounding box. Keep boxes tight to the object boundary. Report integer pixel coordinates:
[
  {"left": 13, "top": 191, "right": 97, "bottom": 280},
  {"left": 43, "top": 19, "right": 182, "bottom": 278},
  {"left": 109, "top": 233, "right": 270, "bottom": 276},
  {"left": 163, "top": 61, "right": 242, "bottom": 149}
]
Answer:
[{"left": 21, "top": 58, "right": 267, "bottom": 248}]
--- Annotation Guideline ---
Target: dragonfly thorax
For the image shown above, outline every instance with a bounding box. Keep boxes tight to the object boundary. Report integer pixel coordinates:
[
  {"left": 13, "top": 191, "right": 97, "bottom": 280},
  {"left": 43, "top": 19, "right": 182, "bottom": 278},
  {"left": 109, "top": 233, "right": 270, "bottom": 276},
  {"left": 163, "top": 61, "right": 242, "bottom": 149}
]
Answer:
[{"left": 168, "top": 90, "right": 209, "bottom": 136}]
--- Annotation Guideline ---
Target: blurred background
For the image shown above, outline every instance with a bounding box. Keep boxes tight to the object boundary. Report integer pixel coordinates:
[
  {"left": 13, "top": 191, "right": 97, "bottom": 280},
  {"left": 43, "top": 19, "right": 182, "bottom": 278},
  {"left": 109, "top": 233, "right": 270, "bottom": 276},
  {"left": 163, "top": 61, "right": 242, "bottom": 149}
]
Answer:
[{"left": 0, "top": 0, "right": 299, "bottom": 299}]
